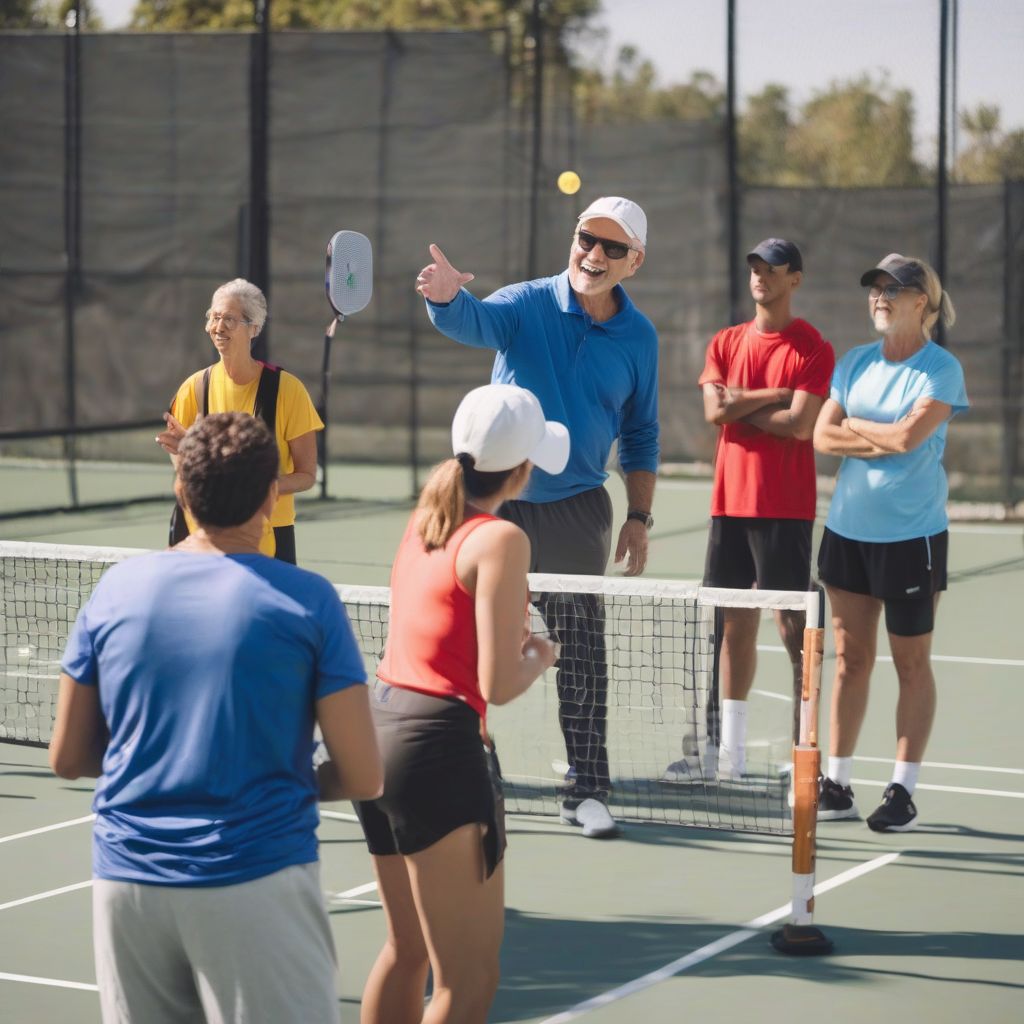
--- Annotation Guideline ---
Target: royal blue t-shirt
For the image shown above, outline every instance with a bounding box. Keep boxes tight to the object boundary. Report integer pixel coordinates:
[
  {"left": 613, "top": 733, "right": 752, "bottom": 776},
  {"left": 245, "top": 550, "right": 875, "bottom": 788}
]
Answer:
[
  {"left": 826, "top": 340, "right": 969, "bottom": 542},
  {"left": 61, "top": 551, "right": 367, "bottom": 887}
]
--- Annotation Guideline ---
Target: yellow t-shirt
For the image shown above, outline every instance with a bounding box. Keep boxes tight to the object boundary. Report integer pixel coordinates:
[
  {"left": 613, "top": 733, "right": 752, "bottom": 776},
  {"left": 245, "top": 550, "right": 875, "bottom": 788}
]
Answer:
[{"left": 171, "top": 363, "right": 324, "bottom": 555}]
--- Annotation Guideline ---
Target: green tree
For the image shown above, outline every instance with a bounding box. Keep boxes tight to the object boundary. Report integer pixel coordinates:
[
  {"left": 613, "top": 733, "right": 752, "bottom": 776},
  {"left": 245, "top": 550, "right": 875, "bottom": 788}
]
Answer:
[
  {"left": 738, "top": 83, "right": 790, "bottom": 184},
  {"left": 130, "top": 0, "right": 597, "bottom": 32},
  {"left": 785, "top": 75, "right": 924, "bottom": 187},
  {"left": 0, "top": 0, "right": 102, "bottom": 28},
  {"left": 574, "top": 46, "right": 722, "bottom": 123},
  {"left": 955, "top": 104, "right": 1024, "bottom": 182}
]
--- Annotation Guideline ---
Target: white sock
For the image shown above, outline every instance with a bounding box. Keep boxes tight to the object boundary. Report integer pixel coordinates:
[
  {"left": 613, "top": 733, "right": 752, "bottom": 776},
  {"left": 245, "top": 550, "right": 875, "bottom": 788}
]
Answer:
[
  {"left": 892, "top": 761, "right": 921, "bottom": 795},
  {"left": 720, "top": 699, "right": 747, "bottom": 774},
  {"left": 828, "top": 756, "right": 853, "bottom": 788}
]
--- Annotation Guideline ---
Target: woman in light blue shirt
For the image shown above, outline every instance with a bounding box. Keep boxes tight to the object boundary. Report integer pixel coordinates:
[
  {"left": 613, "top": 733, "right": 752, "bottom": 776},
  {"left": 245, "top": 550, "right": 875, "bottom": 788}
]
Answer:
[{"left": 812, "top": 254, "right": 968, "bottom": 833}]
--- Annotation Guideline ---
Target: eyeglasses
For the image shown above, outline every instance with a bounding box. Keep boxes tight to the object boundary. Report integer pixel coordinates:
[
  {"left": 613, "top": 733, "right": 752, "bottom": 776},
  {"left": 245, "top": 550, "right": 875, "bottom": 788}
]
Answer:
[
  {"left": 576, "top": 230, "right": 636, "bottom": 261},
  {"left": 868, "top": 284, "right": 919, "bottom": 301},
  {"left": 205, "top": 312, "right": 252, "bottom": 330}
]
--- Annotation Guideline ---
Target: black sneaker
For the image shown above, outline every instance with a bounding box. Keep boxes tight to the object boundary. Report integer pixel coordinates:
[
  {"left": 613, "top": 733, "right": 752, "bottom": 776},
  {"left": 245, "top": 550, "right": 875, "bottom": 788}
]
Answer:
[
  {"left": 817, "top": 777, "right": 859, "bottom": 820},
  {"left": 866, "top": 783, "right": 918, "bottom": 832}
]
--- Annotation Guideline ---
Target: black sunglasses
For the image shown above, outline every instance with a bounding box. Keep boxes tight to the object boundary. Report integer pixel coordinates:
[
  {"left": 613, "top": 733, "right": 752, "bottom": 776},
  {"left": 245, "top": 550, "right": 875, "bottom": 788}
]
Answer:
[
  {"left": 868, "top": 283, "right": 921, "bottom": 301},
  {"left": 576, "top": 229, "right": 635, "bottom": 261}
]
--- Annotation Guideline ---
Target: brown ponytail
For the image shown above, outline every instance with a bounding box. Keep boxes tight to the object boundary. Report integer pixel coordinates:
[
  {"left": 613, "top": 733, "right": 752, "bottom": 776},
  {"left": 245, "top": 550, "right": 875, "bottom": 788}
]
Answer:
[
  {"left": 416, "top": 457, "right": 467, "bottom": 551},
  {"left": 415, "top": 453, "right": 521, "bottom": 550}
]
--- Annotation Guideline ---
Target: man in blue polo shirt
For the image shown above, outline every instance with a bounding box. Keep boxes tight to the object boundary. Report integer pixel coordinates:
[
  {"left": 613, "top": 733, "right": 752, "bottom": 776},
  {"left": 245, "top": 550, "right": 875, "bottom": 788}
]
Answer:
[{"left": 416, "top": 196, "right": 660, "bottom": 839}]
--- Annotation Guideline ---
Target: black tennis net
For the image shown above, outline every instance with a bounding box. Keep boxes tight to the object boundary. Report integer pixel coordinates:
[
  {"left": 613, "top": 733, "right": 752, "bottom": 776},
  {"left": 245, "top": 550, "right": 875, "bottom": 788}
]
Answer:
[{"left": 2, "top": 541, "right": 816, "bottom": 834}]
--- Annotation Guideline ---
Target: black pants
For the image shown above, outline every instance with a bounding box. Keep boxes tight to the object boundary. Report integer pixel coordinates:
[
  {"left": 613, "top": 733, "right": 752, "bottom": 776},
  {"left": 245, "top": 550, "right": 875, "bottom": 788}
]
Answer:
[{"left": 501, "top": 487, "right": 613, "bottom": 802}]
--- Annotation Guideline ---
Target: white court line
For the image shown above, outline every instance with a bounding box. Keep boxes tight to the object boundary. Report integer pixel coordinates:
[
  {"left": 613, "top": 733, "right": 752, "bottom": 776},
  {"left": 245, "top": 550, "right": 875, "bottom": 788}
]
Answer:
[
  {"left": 320, "top": 810, "right": 359, "bottom": 824},
  {"left": 751, "top": 688, "right": 790, "bottom": 702},
  {"left": 0, "top": 879, "right": 91, "bottom": 913},
  {"left": 538, "top": 852, "right": 900, "bottom": 1022},
  {"left": 757, "top": 643, "right": 1024, "bottom": 668},
  {"left": 948, "top": 523, "right": 1024, "bottom": 535},
  {"left": 0, "top": 814, "right": 95, "bottom": 845},
  {"left": 850, "top": 777, "right": 1022, "bottom": 799},
  {"left": 329, "top": 880, "right": 380, "bottom": 906},
  {"left": 853, "top": 755, "right": 1024, "bottom": 776},
  {"left": 0, "top": 972, "right": 98, "bottom": 992},
  {"left": 333, "top": 880, "right": 378, "bottom": 899}
]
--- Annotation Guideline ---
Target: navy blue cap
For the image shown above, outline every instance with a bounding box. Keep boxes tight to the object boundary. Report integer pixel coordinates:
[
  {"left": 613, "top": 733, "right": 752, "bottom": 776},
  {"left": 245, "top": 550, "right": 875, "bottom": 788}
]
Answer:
[
  {"left": 860, "top": 253, "right": 927, "bottom": 290},
  {"left": 747, "top": 238, "right": 803, "bottom": 273}
]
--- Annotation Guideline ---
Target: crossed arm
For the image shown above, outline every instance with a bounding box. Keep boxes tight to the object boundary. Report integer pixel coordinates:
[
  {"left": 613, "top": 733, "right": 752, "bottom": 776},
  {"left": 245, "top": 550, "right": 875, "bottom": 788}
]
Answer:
[
  {"left": 813, "top": 396, "right": 953, "bottom": 457},
  {"left": 703, "top": 382, "right": 825, "bottom": 441}
]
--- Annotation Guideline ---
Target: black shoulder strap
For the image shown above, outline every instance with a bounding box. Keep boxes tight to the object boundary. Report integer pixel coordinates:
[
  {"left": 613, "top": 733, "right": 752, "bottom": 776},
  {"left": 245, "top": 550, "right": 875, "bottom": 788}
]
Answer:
[
  {"left": 253, "top": 362, "right": 282, "bottom": 435},
  {"left": 195, "top": 365, "right": 215, "bottom": 418}
]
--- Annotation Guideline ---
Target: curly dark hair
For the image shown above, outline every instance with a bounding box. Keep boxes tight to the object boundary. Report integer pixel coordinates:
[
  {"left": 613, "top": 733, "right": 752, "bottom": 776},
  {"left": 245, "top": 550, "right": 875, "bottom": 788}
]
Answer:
[{"left": 177, "top": 412, "right": 279, "bottom": 528}]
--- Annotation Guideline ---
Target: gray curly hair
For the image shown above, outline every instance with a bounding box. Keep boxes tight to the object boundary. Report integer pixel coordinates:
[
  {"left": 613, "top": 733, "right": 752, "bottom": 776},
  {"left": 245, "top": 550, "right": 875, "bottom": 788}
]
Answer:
[{"left": 209, "top": 278, "right": 268, "bottom": 334}]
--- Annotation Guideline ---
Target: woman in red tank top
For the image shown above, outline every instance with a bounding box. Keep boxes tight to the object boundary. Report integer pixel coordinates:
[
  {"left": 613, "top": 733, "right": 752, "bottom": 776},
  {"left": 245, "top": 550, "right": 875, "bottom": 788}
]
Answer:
[{"left": 355, "top": 384, "right": 568, "bottom": 1024}]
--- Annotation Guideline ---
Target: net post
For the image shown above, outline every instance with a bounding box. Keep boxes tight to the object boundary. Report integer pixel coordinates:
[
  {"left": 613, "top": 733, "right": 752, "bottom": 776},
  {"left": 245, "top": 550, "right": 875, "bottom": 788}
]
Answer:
[{"left": 772, "top": 586, "right": 832, "bottom": 955}]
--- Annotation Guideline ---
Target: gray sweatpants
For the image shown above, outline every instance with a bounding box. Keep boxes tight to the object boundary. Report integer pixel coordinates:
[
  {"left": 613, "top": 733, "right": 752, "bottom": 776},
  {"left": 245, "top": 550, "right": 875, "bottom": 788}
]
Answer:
[{"left": 93, "top": 862, "right": 338, "bottom": 1024}]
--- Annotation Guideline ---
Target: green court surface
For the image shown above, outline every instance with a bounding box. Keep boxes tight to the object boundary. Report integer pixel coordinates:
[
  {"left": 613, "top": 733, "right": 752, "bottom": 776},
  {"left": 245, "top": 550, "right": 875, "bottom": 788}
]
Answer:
[{"left": 2, "top": 467, "right": 1022, "bottom": 1022}]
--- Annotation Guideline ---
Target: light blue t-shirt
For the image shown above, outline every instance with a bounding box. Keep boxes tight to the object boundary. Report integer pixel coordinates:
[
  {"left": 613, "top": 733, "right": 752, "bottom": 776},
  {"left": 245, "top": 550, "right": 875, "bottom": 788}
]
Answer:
[
  {"left": 427, "top": 271, "right": 660, "bottom": 503},
  {"left": 826, "top": 340, "right": 969, "bottom": 542},
  {"left": 61, "top": 551, "right": 367, "bottom": 887}
]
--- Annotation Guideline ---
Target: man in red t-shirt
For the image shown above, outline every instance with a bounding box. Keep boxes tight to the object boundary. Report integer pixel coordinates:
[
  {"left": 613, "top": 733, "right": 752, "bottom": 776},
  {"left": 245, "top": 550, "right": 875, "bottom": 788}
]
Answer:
[{"left": 667, "top": 239, "right": 834, "bottom": 784}]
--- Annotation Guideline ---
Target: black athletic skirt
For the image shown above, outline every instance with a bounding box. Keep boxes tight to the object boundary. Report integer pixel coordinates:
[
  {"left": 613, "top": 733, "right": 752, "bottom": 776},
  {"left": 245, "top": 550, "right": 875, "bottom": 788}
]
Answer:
[{"left": 353, "top": 682, "right": 506, "bottom": 878}]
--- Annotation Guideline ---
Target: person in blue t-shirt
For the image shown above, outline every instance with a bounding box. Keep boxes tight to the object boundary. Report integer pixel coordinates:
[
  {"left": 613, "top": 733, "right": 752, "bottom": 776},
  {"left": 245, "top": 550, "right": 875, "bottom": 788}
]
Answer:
[
  {"left": 812, "top": 254, "right": 968, "bottom": 833},
  {"left": 415, "top": 196, "right": 660, "bottom": 840},
  {"left": 50, "top": 411, "right": 382, "bottom": 1024}
]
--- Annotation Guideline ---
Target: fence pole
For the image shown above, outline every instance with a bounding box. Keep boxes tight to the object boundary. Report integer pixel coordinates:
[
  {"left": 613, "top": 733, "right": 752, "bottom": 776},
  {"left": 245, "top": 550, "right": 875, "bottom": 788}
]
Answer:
[
  {"left": 526, "top": 0, "right": 544, "bottom": 280},
  {"left": 62, "top": 2, "right": 82, "bottom": 506},
  {"left": 249, "top": 0, "right": 271, "bottom": 361},
  {"left": 726, "top": 0, "right": 740, "bottom": 326},
  {"left": 936, "top": 0, "right": 949, "bottom": 347}
]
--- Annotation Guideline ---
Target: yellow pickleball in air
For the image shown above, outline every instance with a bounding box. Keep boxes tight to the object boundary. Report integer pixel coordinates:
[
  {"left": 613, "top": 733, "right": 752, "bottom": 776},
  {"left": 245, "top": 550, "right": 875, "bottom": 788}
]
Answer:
[{"left": 557, "top": 170, "right": 581, "bottom": 195}]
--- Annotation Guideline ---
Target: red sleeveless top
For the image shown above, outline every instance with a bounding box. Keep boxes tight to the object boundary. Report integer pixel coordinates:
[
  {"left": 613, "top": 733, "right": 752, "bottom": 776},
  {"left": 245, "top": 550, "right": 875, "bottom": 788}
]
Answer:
[{"left": 377, "top": 510, "right": 498, "bottom": 720}]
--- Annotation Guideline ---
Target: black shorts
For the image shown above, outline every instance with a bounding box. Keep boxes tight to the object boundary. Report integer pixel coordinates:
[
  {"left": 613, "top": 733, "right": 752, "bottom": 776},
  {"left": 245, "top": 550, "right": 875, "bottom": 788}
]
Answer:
[
  {"left": 817, "top": 527, "right": 948, "bottom": 637},
  {"left": 352, "top": 682, "right": 506, "bottom": 878},
  {"left": 703, "top": 516, "right": 813, "bottom": 591},
  {"left": 272, "top": 526, "right": 296, "bottom": 564}
]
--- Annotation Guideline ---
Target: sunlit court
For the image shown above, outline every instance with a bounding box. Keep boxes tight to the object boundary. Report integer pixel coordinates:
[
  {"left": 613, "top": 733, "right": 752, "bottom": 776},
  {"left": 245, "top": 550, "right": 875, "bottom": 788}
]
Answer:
[{"left": 2, "top": 1, "right": 1023, "bottom": 1022}]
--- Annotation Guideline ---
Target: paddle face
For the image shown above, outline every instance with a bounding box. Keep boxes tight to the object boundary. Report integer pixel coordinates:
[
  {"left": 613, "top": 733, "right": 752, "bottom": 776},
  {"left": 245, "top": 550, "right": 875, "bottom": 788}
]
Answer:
[{"left": 326, "top": 230, "right": 373, "bottom": 316}]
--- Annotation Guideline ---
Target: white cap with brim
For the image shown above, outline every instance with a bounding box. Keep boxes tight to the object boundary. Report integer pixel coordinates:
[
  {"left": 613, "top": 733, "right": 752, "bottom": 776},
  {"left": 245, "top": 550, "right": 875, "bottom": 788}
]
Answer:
[
  {"left": 452, "top": 384, "right": 570, "bottom": 475},
  {"left": 577, "top": 196, "right": 647, "bottom": 249}
]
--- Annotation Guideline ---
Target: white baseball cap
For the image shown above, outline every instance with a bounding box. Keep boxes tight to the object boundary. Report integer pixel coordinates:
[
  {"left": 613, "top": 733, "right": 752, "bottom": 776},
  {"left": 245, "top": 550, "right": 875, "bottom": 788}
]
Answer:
[
  {"left": 451, "top": 385, "right": 570, "bottom": 475},
  {"left": 577, "top": 196, "right": 647, "bottom": 249}
]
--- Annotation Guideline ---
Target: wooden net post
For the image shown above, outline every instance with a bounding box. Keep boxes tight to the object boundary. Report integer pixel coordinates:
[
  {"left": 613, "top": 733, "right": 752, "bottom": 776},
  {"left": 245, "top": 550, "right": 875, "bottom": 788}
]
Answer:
[{"left": 772, "top": 588, "right": 832, "bottom": 954}]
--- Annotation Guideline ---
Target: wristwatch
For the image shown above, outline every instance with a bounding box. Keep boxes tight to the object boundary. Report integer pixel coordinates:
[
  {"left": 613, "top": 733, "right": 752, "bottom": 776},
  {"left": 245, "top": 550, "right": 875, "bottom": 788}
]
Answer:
[{"left": 627, "top": 509, "right": 654, "bottom": 529}]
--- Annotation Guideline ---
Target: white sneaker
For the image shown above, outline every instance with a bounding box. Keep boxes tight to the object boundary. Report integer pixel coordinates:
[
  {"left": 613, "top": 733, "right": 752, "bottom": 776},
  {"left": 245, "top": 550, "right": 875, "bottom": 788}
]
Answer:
[
  {"left": 662, "top": 754, "right": 715, "bottom": 785},
  {"left": 560, "top": 798, "right": 620, "bottom": 838}
]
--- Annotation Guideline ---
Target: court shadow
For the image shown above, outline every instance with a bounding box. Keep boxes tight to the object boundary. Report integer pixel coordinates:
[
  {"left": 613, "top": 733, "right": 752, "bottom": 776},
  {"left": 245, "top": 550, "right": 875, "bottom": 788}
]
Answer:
[
  {"left": 493, "top": 917, "right": 1024, "bottom": 1020},
  {"left": 694, "top": 926, "right": 1024, "bottom": 989},
  {"left": 0, "top": 768, "right": 53, "bottom": 779},
  {"left": 908, "top": 822, "right": 1024, "bottom": 843},
  {"left": 494, "top": 911, "right": 738, "bottom": 1020}
]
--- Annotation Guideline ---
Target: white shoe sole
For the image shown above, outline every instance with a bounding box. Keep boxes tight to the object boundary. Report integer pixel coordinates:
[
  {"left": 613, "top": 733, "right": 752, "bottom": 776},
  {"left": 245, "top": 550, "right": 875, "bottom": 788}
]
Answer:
[{"left": 818, "top": 807, "right": 860, "bottom": 821}]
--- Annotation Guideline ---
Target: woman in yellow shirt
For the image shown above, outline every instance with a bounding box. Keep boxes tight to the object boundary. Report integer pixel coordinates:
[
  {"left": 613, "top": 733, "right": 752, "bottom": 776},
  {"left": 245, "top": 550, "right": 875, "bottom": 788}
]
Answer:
[{"left": 157, "top": 279, "right": 323, "bottom": 563}]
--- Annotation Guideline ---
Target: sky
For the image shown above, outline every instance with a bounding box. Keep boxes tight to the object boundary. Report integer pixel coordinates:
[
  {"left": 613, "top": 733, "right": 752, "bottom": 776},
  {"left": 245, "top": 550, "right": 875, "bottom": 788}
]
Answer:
[{"left": 91, "top": 0, "right": 1024, "bottom": 138}]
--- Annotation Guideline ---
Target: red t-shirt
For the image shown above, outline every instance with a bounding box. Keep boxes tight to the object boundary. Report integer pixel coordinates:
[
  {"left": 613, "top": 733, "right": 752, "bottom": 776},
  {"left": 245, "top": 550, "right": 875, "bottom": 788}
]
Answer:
[
  {"left": 377, "top": 510, "right": 498, "bottom": 721},
  {"left": 699, "top": 318, "right": 835, "bottom": 519}
]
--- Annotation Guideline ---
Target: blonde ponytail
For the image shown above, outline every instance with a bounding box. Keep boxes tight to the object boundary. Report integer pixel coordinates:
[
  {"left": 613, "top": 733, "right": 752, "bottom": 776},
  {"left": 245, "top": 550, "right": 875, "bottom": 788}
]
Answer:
[
  {"left": 907, "top": 256, "right": 956, "bottom": 339},
  {"left": 416, "top": 457, "right": 466, "bottom": 551}
]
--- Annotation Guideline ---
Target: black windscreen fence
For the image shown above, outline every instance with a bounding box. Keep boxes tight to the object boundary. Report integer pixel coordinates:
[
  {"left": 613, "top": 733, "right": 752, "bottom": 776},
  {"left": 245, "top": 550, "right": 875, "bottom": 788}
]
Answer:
[{"left": 1, "top": 27, "right": 1021, "bottom": 511}]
